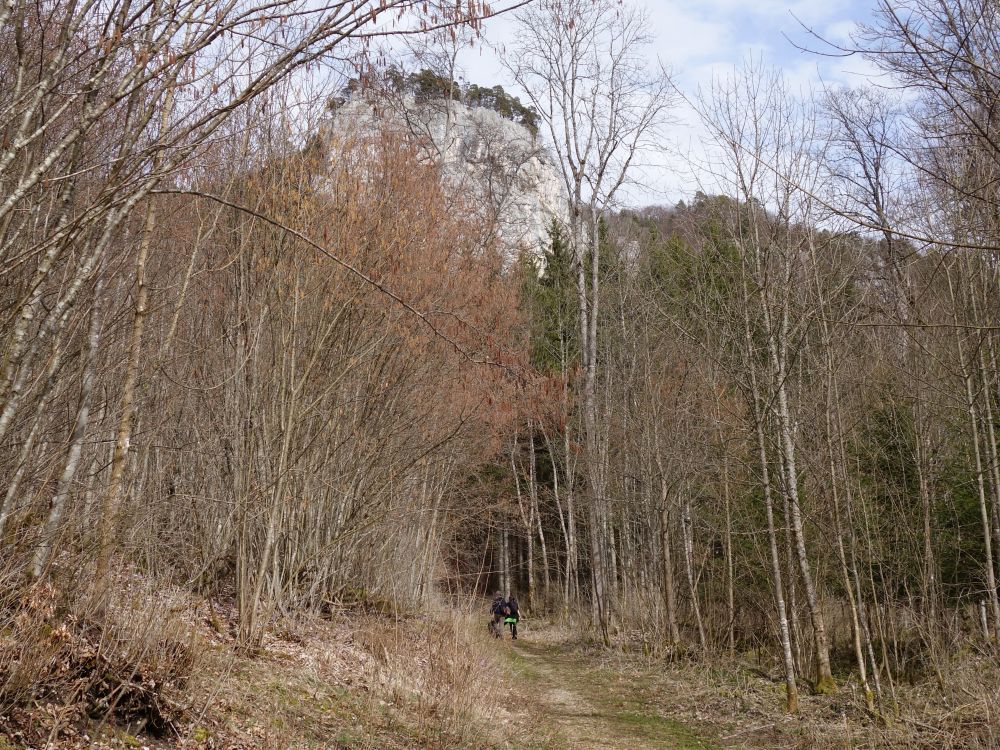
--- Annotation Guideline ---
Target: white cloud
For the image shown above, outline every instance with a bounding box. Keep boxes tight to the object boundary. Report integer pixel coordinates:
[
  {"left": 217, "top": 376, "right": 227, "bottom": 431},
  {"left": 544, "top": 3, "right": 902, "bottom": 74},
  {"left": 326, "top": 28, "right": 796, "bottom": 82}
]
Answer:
[{"left": 453, "top": 0, "right": 880, "bottom": 207}]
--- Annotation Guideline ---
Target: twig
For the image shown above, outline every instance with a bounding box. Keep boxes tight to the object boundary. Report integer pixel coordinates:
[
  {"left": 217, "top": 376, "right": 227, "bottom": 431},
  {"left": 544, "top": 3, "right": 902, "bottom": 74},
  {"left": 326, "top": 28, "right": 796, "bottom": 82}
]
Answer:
[{"left": 722, "top": 722, "right": 775, "bottom": 740}]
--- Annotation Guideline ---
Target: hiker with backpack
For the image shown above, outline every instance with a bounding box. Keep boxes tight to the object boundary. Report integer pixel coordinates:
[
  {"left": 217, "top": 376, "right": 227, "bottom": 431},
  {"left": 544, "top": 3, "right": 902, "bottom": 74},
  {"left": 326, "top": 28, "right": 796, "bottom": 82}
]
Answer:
[
  {"left": 489, "top": 591, "right": 508, "bottom": 639},
  {"left": 505, "top": 595, "right": 520, "bottom": 640}
]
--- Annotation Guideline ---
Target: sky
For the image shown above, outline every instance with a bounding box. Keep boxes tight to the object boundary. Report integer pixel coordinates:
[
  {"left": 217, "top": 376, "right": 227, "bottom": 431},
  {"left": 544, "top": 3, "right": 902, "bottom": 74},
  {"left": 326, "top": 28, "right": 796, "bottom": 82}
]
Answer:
[{"left": 451, "top": 0, "right": 885, "bottom": 207}]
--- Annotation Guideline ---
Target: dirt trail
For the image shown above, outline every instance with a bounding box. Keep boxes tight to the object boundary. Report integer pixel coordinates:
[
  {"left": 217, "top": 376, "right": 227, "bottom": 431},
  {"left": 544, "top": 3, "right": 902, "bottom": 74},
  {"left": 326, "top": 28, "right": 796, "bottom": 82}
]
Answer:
[{"left": 511, "top": 640, "right": 716, "bottom": 750}]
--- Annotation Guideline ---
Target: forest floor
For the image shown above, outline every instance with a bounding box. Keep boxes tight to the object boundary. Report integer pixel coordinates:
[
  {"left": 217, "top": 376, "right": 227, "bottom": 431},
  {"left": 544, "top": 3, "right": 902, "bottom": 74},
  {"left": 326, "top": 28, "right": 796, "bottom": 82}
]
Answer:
[{"left": 3, "top": 591, "right": 998, "bottom": 750}]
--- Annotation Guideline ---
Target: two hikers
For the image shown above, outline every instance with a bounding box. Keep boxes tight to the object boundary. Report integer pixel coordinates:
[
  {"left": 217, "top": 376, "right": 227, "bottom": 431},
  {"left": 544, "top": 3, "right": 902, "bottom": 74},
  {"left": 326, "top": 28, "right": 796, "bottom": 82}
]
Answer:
[{"left": 489, "top": 591, "right": 520, "bottom": 640}]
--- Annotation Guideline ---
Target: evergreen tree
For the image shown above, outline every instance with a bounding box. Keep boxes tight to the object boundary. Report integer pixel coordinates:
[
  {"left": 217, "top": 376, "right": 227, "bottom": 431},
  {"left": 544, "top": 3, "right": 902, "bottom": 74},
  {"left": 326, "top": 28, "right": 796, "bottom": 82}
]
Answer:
[{"left": 524, "top": 220, "right": 579, "bottom": 374}]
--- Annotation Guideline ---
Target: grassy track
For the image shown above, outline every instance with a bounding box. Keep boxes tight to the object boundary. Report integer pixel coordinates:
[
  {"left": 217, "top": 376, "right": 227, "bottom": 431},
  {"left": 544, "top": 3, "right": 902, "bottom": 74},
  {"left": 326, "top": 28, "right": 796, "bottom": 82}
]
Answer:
[{"left": 508, "top": 640, "right": 719, "bottom": 750}]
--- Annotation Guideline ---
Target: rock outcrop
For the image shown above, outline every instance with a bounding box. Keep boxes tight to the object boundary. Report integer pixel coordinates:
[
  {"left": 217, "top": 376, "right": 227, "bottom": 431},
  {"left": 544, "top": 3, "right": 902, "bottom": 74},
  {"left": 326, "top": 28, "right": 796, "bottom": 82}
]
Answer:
[{"left": 328, "top": 93, "right": 567, "bottom": 262}]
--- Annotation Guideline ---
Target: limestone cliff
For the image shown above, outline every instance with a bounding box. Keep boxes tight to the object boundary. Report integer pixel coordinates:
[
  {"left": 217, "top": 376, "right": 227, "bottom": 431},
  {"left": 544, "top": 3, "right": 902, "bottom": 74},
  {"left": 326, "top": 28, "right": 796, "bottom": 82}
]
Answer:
[{"left": 327, "top": 93, "right": 568, "bottom": 261}]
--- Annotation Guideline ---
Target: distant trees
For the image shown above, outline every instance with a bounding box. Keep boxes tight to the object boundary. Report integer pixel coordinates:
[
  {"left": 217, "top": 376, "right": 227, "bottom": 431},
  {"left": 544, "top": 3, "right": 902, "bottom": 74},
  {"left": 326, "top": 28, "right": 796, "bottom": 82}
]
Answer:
[{"left": 465, "top": 84, "right": 539, "bottom": 135}]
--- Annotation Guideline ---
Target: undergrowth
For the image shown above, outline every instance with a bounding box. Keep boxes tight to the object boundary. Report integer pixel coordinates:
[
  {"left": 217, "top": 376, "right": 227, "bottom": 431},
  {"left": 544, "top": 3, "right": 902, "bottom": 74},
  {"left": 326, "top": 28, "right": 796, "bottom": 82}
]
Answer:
[
  {"left": 0, "top": 577, "right": 536, "bottom": 749},
  {"left": 0, "top": 574, "right": 196, "bottom": 748}
]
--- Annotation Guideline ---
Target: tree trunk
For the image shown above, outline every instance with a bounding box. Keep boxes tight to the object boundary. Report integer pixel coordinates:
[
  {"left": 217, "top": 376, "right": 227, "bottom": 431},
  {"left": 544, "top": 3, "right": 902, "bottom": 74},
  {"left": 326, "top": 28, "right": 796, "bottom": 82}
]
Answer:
[
  {"left": 659, "top": 493, "right": 681, "bottom": 644},
  {"left": 32, "top": 279, "right": 104, "bottom": 578},
  {"left": 94, "top": 197, "right": 157, "bottom": 601},
  {"left": 768, "top": 268, "right": 835, "bottom": 693},
  {"left": 742, "top": 271, "right": 798, "bottom": 712},
  {"left": 681, "top": 492, "right": 707, "bottom": 651}
]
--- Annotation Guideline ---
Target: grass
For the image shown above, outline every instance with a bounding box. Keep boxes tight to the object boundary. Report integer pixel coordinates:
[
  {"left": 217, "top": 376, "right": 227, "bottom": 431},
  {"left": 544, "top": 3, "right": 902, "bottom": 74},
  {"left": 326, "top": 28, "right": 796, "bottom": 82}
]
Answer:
[
  {"left": 180, "top": 610, "right": 546, "bottom": 750},
  {"left": 508, "top": 639, "right": 720, "bottom": 750},
  {"left": 571, "top": 661, "right": 719, "bottom": 750},
  {"left": 614, "top": 712, "right": 714, "bottom": 749},
  {"left": 506, "top": 649, "right": 544, "bottom": 683},
  {"left": 213, "top": 658, "right": 425, "bottom": 749}
]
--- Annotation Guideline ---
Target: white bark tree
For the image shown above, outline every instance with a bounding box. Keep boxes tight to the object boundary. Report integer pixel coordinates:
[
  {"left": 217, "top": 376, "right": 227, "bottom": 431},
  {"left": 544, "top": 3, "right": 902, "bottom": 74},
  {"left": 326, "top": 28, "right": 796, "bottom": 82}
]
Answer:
[{"left": 505, "top": 0, "right": 673, "bottom": 642}]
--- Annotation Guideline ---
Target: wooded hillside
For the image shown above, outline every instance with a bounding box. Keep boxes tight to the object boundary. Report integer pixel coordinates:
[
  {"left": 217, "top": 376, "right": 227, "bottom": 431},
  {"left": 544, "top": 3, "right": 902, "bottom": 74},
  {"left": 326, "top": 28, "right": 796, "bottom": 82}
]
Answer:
[{"left": 2, "top": 0, "right": 999, "bottom": 747}]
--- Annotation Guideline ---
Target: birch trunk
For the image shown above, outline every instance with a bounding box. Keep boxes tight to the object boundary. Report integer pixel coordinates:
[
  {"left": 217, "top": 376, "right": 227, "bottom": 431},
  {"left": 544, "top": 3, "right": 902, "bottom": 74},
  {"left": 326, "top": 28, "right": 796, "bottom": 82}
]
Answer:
[
  {"left": 741, "top": 270, "right": 798, "bottom": 712},
  {"left": 32, "top": 279, "right": 104, "bottom": 578}
]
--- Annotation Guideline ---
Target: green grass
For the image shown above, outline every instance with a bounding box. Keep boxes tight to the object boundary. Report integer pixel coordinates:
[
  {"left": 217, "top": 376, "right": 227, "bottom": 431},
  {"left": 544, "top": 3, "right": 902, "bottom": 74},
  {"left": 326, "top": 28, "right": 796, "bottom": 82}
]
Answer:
[
  {"left": 612, "top": 711, "right": 715, "bottom": 749},
  {"left": 506, "top": 649, "right": 544, "bottom": 683},
  {"left": 579, "top": 666, "right": 720, "bottom": 750},
  {"left": 510, "top": 640, "right": 721, "bottom": 750}
]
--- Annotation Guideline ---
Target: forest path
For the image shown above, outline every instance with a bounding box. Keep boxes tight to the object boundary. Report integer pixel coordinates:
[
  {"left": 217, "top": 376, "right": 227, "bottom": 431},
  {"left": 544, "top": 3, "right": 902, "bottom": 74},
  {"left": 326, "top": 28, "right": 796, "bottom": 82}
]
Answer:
[{"left": 508, "top": 638, "right": 718, "bottom": 750}]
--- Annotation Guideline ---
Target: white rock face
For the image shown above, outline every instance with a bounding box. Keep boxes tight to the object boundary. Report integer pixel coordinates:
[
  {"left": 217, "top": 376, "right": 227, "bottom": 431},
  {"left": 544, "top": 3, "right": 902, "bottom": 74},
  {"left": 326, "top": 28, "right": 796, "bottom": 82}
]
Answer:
[{"left": 328, "top": 95, "right": 568, "bottom": 262}]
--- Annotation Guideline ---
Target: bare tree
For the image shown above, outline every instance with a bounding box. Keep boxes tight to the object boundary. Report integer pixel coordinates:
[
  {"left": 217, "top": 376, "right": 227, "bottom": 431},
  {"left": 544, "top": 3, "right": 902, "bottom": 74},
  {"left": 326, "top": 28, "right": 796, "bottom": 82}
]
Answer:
[{"left": 505, "top": 0, "right": 674, "bottom": 641}]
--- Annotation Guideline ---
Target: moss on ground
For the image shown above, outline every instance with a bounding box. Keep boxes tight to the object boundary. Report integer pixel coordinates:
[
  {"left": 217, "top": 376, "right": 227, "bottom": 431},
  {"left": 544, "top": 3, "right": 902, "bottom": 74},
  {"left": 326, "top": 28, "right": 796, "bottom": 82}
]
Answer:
[{"left": 814, "top": 674, "right": 838, "bottom": 695}]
